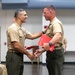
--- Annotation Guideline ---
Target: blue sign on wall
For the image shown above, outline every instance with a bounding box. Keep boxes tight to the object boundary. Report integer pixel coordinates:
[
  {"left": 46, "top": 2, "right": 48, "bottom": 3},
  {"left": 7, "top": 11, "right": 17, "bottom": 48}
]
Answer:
[
  {"left": 2, "top": 0, "right": 28, "bottom": 3},
  {"left": 2, "top": 0, "right": 75, "bottom": 9}
]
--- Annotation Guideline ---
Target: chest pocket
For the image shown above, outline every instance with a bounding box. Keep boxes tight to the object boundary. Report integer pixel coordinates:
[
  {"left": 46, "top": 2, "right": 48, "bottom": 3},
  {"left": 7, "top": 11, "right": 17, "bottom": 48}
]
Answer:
[
  {"left": 18, "top": 29, "right": 25, "bottom": 42},
  {"left": 46, "top": 24, "right": 54, "bottom": 38}
]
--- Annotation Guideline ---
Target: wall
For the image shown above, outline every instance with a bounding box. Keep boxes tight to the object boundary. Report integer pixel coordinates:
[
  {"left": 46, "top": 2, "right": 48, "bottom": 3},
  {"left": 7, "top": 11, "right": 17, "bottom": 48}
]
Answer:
[{"left": 0, "top": 9, "right": 75, "bottom": 62}]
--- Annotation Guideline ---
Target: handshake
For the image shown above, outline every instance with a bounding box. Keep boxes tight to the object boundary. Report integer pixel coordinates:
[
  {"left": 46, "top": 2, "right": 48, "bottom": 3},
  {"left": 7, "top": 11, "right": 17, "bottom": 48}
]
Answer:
[
  {"left": 27, "top": 49, "right": 44, "bottom": 61},
  {"left": 25, "top": 46, "right": 45, "bottom": 61},
  {"left": 25, "top": 34, "right": 54, "bottom": 61}
]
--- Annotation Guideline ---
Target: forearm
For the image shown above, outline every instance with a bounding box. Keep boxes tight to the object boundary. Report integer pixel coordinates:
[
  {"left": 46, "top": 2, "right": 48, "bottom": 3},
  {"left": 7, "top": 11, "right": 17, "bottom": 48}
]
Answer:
[
  {"left": 50, "top": 33, "right": 62, "bottom": 44},
  {"left": 12, "top": 42, "right": 30, "bottom": 55},
  {"left": 29, "top": 32, "right": 42, "bottom": 39},
  {"left": 41, "top": 48, "right": 46, "bottom": 53}
]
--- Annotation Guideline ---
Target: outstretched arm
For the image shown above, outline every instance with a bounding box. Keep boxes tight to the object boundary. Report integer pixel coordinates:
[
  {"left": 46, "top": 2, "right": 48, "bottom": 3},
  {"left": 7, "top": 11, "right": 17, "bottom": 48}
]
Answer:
[
  {"left": 12, "top": 41, "right": 34, "bottom": 60},
  {"left": 34, "top": 48, "right": 46, "bottom": 58}
]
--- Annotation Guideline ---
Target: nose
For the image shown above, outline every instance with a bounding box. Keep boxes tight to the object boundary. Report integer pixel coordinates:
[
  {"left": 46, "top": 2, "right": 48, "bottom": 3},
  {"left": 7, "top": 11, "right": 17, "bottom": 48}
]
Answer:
[{"left": 26, "top": 15, "right": 28, "bottom": 19}]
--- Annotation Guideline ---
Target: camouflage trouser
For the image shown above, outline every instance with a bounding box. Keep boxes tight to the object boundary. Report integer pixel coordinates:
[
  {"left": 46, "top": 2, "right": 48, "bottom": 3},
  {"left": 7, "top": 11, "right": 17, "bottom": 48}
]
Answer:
[
  {"left": 46, "top": 48, "right": 64, "bottom": 75},
  {"left": 6, "top": 51, "right": 24, "bottom": 75}
]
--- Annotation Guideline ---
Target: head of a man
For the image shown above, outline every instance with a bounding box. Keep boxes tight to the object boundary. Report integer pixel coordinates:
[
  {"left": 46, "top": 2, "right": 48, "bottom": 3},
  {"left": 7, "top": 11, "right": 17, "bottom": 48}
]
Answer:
[
  {"left": 14, "top": 9, "right": 28, "bottom": 23},
  {"left": 43, "top": 5, "right": 56, "bottom": 21}
]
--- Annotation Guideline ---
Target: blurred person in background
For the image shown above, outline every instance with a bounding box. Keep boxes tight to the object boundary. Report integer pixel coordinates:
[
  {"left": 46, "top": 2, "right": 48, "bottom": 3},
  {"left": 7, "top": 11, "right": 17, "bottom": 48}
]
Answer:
[{"left": 62, "top": 37, "right": 67, "bottom": 53}]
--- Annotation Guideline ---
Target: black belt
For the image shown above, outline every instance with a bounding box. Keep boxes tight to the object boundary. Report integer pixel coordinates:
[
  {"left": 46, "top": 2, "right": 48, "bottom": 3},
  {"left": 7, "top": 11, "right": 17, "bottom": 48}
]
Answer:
[
  {"left": 8, "top": 50, "right": 23, "bottom": 57},
  {"left": 54, "top": 46, "right": 63, "bottom": 50},
  {"left": 8, "top": 49, "right": 20, "bottom": 53}
]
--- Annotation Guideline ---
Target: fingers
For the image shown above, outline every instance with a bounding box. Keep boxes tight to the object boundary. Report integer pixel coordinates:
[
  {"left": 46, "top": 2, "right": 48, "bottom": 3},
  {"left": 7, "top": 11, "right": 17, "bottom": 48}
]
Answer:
[
  {"left": 34, "top": 50, "right": 42, "bottom": 58},
  {"left": 30, "top": 52, "right": 35, "bottom": 60},
  {"left": 27, "top": 52, "right": 34, "bottom": 60},
  {"left": 34, "top": 51, "right": 39, "bottom": 58},
  {"left": 42, "top": 43, "right": 50, "bottom": 50},
  {"left": 27, "top": 49, "right": 43, "bottom": 60}
]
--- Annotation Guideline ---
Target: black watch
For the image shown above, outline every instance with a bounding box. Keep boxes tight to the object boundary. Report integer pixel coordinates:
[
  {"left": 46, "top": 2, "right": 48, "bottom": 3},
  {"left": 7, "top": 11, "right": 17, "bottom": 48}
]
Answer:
[{"left": 49, "top": 42, "right": 52, "bottom": 46}]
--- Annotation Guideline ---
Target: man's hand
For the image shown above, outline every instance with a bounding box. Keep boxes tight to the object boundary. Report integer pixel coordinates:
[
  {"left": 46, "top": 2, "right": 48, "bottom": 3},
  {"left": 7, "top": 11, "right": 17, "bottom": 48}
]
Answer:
[
  {"left": 42, "top": 43, "right": 50, "bottom": 50},
  {"left": 34, "top": 50, "right": 42, "bottom": 58},
  {"left": 34, "top": 49, "right": 45, "bottom": 58},
  {"left": 27, "top": 52, "right": 34, "bottom": 61}
]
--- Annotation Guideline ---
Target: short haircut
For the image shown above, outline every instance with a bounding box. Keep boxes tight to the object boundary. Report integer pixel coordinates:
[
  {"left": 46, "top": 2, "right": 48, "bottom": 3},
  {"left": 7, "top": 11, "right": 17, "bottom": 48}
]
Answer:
[
  {"left": 14, "top": 9, "right": 25, "bottom": 18},
  {"left": 45, "top": 5, "right": 56, "bottom": 11}
]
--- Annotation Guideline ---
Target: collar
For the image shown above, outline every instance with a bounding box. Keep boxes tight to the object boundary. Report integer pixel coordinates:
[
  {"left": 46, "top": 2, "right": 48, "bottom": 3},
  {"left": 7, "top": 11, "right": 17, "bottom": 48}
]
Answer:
[
  {"left": 50, "top": 17, "right": 57, "bottom": 24},
  {"left": 14, "top": 22, "right": 22, "bottom": 29}
]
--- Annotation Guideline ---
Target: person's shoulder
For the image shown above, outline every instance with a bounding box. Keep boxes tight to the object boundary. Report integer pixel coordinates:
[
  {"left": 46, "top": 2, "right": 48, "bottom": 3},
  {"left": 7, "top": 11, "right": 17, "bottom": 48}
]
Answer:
[
  {"left": 7, "top": 23, "right": 17, "bottom": 31},
  {"left": 63, "top": 37, "right": 66, "bottom": 40},
  {"left": 52, "top": 17, "right": 62, "bottom": 25},
  {"left": 63, "top": 37, "right": 67, "bottom": 43},
  {"left": 56, "top": 18, "right": 62, "bottom": 24},
  {"left": 21, "top": 27, "right": 26, "bottom": 31}
]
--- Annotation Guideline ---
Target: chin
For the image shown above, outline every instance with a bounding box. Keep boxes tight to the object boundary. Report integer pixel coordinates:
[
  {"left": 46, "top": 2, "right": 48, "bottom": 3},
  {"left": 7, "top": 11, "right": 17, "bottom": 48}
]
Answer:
[
  {"left": 45, "top": 19, "right": 48, "bottom": 21},
  {"left": 45, "top": 18, "right": 48, "bottom": 20},
  {"left": 23, "top": 21, "right": 26, "bottom": 23}
]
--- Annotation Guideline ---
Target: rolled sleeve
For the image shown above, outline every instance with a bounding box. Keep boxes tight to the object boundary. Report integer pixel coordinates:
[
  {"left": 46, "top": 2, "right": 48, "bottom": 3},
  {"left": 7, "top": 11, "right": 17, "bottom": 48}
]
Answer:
[
  {"left": 25, "top": 31, "right": 32, "bottom": 39},
  {"left": 53, "top": 23, "right": 62, "bottom": 34}
]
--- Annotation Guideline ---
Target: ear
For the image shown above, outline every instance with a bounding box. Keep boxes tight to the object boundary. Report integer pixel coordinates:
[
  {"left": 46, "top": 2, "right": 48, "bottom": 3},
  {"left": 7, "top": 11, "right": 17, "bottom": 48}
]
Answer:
[{"left": 17, "top": 13, "right": 21, "bottom": 19}]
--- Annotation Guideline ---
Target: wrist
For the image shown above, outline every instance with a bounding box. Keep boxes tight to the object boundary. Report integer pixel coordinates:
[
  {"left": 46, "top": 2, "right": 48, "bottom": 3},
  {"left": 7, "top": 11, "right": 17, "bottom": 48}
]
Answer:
[
  {"left": 25, "top": 50, "right": 30, "bottom": 56},
  {"left": 41, "top": 48, "right": 46, "bottom": 52},
  {"left": 49, "top": 42, "right": 52, "bottom": 46}
]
